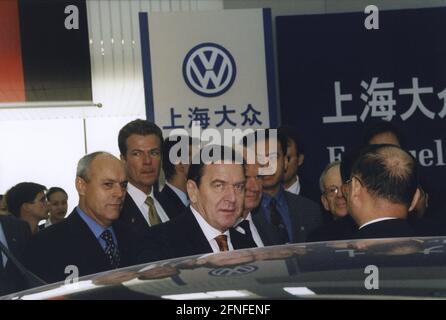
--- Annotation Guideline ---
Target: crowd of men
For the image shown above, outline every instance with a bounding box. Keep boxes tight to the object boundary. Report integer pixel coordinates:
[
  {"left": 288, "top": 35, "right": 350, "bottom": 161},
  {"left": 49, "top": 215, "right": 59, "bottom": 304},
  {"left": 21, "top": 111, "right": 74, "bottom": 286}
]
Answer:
[{"left": 0, "top": 119, "right": 444, "bottom": 295}]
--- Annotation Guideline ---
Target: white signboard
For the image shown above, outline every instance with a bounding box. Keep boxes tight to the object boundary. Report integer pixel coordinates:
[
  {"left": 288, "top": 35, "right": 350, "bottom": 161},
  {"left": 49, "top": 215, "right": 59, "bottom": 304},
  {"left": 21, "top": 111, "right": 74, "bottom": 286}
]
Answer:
[{"left": 139, "top": 8, "right": 277, "bottom": 135}]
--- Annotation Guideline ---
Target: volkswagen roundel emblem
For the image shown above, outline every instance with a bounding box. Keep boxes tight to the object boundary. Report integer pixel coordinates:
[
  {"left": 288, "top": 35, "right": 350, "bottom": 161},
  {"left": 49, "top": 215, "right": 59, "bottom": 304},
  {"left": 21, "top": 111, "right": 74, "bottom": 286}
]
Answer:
[
  {"left": 209, "top": 265, "right": 258, "bottom": 277},
  {"left": 182, "top": 42, "right": 236, "bottom": 97}
]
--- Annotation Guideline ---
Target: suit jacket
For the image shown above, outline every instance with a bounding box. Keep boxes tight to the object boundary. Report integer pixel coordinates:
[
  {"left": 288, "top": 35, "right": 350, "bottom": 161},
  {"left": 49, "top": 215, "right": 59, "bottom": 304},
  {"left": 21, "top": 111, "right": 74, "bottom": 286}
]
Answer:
[
  {"left": 24, "top": 209, "right": 133, "bottom": 284},
  {"left": 115, "top": 189, "right": 173, "bottom": 248},
  {"left": 0, "top": 215, "right": 32, "bottom": 296},
  {"left": 137, "top": 208, "right": 254, "bottom": 263},
  {"left": 308, "top": 215, "right": 357, "bottom": 242},
  {"left": 252, "top": 191, "right": 323, "bottom": 245},
  {"left": 229, "top": 220, "right": 259, "bottom": 249},
  {"left": 354, "top": 219, "right": 416, "bottom": 239},
  {"left": 157, "top": 184, "right": 188, "bottom": 220}
]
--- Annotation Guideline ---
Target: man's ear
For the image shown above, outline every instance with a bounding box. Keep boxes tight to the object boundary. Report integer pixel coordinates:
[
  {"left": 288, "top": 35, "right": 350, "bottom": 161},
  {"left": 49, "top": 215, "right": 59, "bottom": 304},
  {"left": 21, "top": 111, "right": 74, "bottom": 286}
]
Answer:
[
  {"left": 350, "top": 177, "right": 362, "bottom": 200},
  {"left": 408, "top": 188, "right": 421, "bottom": 212},
  {"left": 321, "top": 194, "right": 329, "bottom": 211},
  {"left": 297, "top": 154, "right": 305, "bottom": 167},
  {"left": 283, "top": 153, "right": 289, "bottom": 173},
  {"left": 186, "top": 180, "right": 198, "bottom": 204},
  {"left": 76, "top": 176, "right": 87, "bottom": 196}
]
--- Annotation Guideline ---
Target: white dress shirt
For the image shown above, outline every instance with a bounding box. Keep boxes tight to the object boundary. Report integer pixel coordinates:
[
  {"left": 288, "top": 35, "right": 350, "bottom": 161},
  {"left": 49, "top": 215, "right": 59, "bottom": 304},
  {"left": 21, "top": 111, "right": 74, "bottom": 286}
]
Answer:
[
  {"left": 286, "top": 175, "right": 301, "bottom": 195},
  {"left": 165, "top": 182, "right": 189, "bottom": 207},
  {"left": 190, "top": 206, "right": 234, "bottom": 253},
  {"left": 359, "top": 217, "right": 399, "bottom": 230},
  {"left": 127, "top": 183, "right": 169, "bottom": 226}
]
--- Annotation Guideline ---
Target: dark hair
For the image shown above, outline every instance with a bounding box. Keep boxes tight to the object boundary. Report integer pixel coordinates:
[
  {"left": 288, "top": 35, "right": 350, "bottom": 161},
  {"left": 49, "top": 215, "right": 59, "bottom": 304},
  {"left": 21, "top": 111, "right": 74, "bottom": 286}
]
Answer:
[
  {"left": 5, "top": 182, "right": 47, "bottom": 217},
  {"left": 162, "top": 135, "right": 193, "bottom": 181},
  {"left": 351, "top": 144, "right": 418, "bottom": 206},
  {"left": 187, "top": 145, "right": 244, "bottom": 187},
  {"left": 362, "top": 120, "right": 406, "bottom": 148},
  {"left": 250, "top": 129, "right": 288, "bottom": 156},
  {"left": 118, "top": 119, "right": 163, "bottom": 157},
  {"left": 46, "top": 187, "right": 68, "bottom": 201},
  {"left": 278, "top": 125, "right": 305, "bottom": 155}
]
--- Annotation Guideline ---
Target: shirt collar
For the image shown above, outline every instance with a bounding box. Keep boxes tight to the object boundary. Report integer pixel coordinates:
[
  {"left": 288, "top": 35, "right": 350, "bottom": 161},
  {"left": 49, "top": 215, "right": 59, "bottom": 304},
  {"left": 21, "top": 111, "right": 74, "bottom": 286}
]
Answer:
[
  {"left": 359, "top": 217, "right": 399, "bottom": 229},
  {"left": 190, "top": 205, "right": 230, "bottom": 243},
  {"left": 165, "top": 182, "right": 189, "bottom": 206},
  {"left": 76, "top": 206, "right": 112, "bottom": 239},
  {"left": 286, "top": 175, "right": 301, "bottom": 195},
  {"left": 127, "top": 182, "right": 153, "bottom": 207}
]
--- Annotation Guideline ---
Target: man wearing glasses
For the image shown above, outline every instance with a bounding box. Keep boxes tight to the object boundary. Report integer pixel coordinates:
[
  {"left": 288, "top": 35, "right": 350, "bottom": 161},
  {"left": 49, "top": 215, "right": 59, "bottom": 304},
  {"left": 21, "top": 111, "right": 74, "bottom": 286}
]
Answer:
[
  {"left": 308, "top": 161, "right": 356, "bottom": 242},
  {"left": 5, "top": 182, "right": 48, "bottom": 235}
]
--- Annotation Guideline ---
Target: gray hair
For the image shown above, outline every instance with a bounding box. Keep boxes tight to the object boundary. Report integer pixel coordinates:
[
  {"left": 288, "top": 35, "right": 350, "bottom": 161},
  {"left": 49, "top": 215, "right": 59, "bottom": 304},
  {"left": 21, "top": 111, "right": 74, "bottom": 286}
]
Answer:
[
  {"left": 319, "top": 160, "right": 341, "bottom": 193},
  {"left": 76, "top": 151, "right": 115, "bottom": 181}
]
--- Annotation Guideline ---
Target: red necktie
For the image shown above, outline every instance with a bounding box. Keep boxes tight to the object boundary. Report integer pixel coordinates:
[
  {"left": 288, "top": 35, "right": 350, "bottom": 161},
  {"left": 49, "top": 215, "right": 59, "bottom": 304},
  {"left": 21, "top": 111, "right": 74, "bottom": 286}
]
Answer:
[{"left": 214, "top": 234, "right": 229, "bottom": 252}]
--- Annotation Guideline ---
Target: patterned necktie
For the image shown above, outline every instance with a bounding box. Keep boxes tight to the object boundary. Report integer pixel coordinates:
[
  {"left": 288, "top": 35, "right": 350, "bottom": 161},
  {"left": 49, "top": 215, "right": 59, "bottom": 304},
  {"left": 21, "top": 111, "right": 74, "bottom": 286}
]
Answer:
[
  {"left": 100, "top": 230, "right": 120, "bottom": 269},
  {"left": 214, "top": 234, "right": 229, "bottom": 252},
  {"left": 145, "top": 195, "right": 161, "bottom": 226},
  {"left": 268, "top": 198, "right": 289, "bottom": 244}
]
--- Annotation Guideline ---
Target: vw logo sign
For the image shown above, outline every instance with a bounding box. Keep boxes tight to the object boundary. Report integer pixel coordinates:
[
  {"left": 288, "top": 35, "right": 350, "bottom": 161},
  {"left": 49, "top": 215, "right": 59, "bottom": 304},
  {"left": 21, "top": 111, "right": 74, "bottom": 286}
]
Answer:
[
  {"left": 182, "top": 43, "right": 236, "bottom": 97},
  {"left": 209, "top": 265, "right": 258, "bottom": 277}
]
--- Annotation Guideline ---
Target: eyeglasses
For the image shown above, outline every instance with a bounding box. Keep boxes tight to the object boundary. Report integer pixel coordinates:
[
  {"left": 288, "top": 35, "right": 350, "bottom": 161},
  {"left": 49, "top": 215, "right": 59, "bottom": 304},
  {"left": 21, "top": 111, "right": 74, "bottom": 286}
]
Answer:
[
  {"left": 32, "top": 197, "right": 48, "bottom": 204},
  {"left": 323, "top": 185, "right": 342, "bottom": 197}
]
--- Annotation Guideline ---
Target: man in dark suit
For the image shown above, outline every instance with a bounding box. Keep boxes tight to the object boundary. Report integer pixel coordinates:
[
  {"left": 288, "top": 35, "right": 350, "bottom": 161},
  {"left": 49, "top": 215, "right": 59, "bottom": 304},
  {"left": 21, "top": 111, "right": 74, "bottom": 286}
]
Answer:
[
  {"left": 157, "top": 136, "right": 193, "bottom": 219},
  {"left": 229, "top": 148, "right": 266, "bottom": 249},
  {"left": 138, "top": 145, "right": 250, "bottom": 263},
  {"left": 279, "top": 125, "right": 320, "bottom": 203},
  {"left": 115, "top": 119, "right": 171, "bottom": 246},
  {"left": 250, "top": 129, "right": 323, "bottom": 245},
  {"left": 24, "top": 152, "right": 132, "bottom": 284},
  {"left": 343, "top": 144, "right": 420, "bottom": 239},
  {"left": 0, "top": 214, "right": 32, "bottom": 295}
]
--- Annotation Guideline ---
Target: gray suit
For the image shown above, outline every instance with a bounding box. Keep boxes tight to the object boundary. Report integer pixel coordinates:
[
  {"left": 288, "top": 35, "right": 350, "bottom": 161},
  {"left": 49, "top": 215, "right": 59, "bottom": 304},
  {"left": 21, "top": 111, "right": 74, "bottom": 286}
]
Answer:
[{"left": 252, "top": 191, "right": 323, "bottom": 245}]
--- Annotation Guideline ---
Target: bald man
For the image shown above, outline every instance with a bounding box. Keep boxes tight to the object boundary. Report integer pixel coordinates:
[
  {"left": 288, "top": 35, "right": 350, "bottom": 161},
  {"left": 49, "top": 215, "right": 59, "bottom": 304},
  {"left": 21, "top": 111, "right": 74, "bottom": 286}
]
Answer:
[
  {"left": 343, "top": 144, "right": 420, "bottom": 239},
  {"left": 25, "top": 152, "right": 133, "bottom": 284}
]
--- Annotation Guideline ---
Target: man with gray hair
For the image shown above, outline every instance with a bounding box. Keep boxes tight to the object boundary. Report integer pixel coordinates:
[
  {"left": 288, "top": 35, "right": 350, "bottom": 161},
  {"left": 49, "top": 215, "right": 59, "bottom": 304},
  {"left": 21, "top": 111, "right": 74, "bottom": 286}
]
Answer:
[
  {"left": 308, "top": 161, "right": 356, "bottom": 242},
  {"left": 25, "top": 152, "right": 132, "bottom": 284}
]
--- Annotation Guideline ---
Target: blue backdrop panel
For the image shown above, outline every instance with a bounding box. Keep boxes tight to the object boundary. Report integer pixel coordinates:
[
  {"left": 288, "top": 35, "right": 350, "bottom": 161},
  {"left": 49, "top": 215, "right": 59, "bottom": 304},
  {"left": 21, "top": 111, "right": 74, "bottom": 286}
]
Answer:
[{"left": 277, "top": 7, "right": 446, "bottom": 206}]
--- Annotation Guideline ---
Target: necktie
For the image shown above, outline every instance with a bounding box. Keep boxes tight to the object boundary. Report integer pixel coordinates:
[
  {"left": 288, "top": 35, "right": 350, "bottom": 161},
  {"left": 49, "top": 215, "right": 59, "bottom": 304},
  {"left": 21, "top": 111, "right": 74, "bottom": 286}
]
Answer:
[
  {"left": 100, "top": 230, "right": 120, "bottom": 269},
  {"left": 145, "top": 195, "right": 161, "bottom": 226},
  {"left": 268, "top": 198, "right": 289, "bottom": 244},
  {"left": 214, "top": 234, "right": 229, "bottom": 252}
]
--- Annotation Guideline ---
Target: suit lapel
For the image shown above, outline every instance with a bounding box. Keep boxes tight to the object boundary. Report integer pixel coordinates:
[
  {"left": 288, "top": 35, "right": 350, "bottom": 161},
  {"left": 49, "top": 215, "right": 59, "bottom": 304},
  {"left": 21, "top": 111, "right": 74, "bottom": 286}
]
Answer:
[
  {"left": 251, "top": 206, "right": 277, "bottom": 246},
  {"left": 181, "top": 209, "right": 213, "bottom": 254},
  {"left": 66, "top": 210, "right": 111, "bottom": 269},
  {"left": 122, "top": 193, "right": 149, "bottom": 228},
  {"left": 284, "top": 192, "right": 305, "bottom": 243}
]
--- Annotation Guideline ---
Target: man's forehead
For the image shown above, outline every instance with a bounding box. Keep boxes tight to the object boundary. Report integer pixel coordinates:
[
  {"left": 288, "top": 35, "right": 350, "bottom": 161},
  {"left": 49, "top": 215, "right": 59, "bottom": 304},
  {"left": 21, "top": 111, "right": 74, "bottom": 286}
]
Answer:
[
  {"left": 90, "top": 156, "right": 125, "bottom": 178},
  {"left": 203, "top": 163, "right": 244, "bottom": 179},
  {"left": 127, "top": 134, "right": 161, "bottom": 147}
]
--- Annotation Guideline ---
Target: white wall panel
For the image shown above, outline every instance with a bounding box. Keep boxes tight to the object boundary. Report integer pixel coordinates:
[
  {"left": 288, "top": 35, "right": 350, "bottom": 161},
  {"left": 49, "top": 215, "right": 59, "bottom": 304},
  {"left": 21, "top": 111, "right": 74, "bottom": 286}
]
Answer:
[{"left": 0, "top": 119, "right": 85, "bottom": 214}]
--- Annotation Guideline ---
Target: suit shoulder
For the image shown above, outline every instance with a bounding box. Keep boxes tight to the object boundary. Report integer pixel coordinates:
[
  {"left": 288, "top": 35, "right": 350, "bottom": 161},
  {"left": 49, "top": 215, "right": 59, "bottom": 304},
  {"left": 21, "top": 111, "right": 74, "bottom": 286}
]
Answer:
[{"left": 285, "top": 191, "right": 321, "bottom": 209}]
